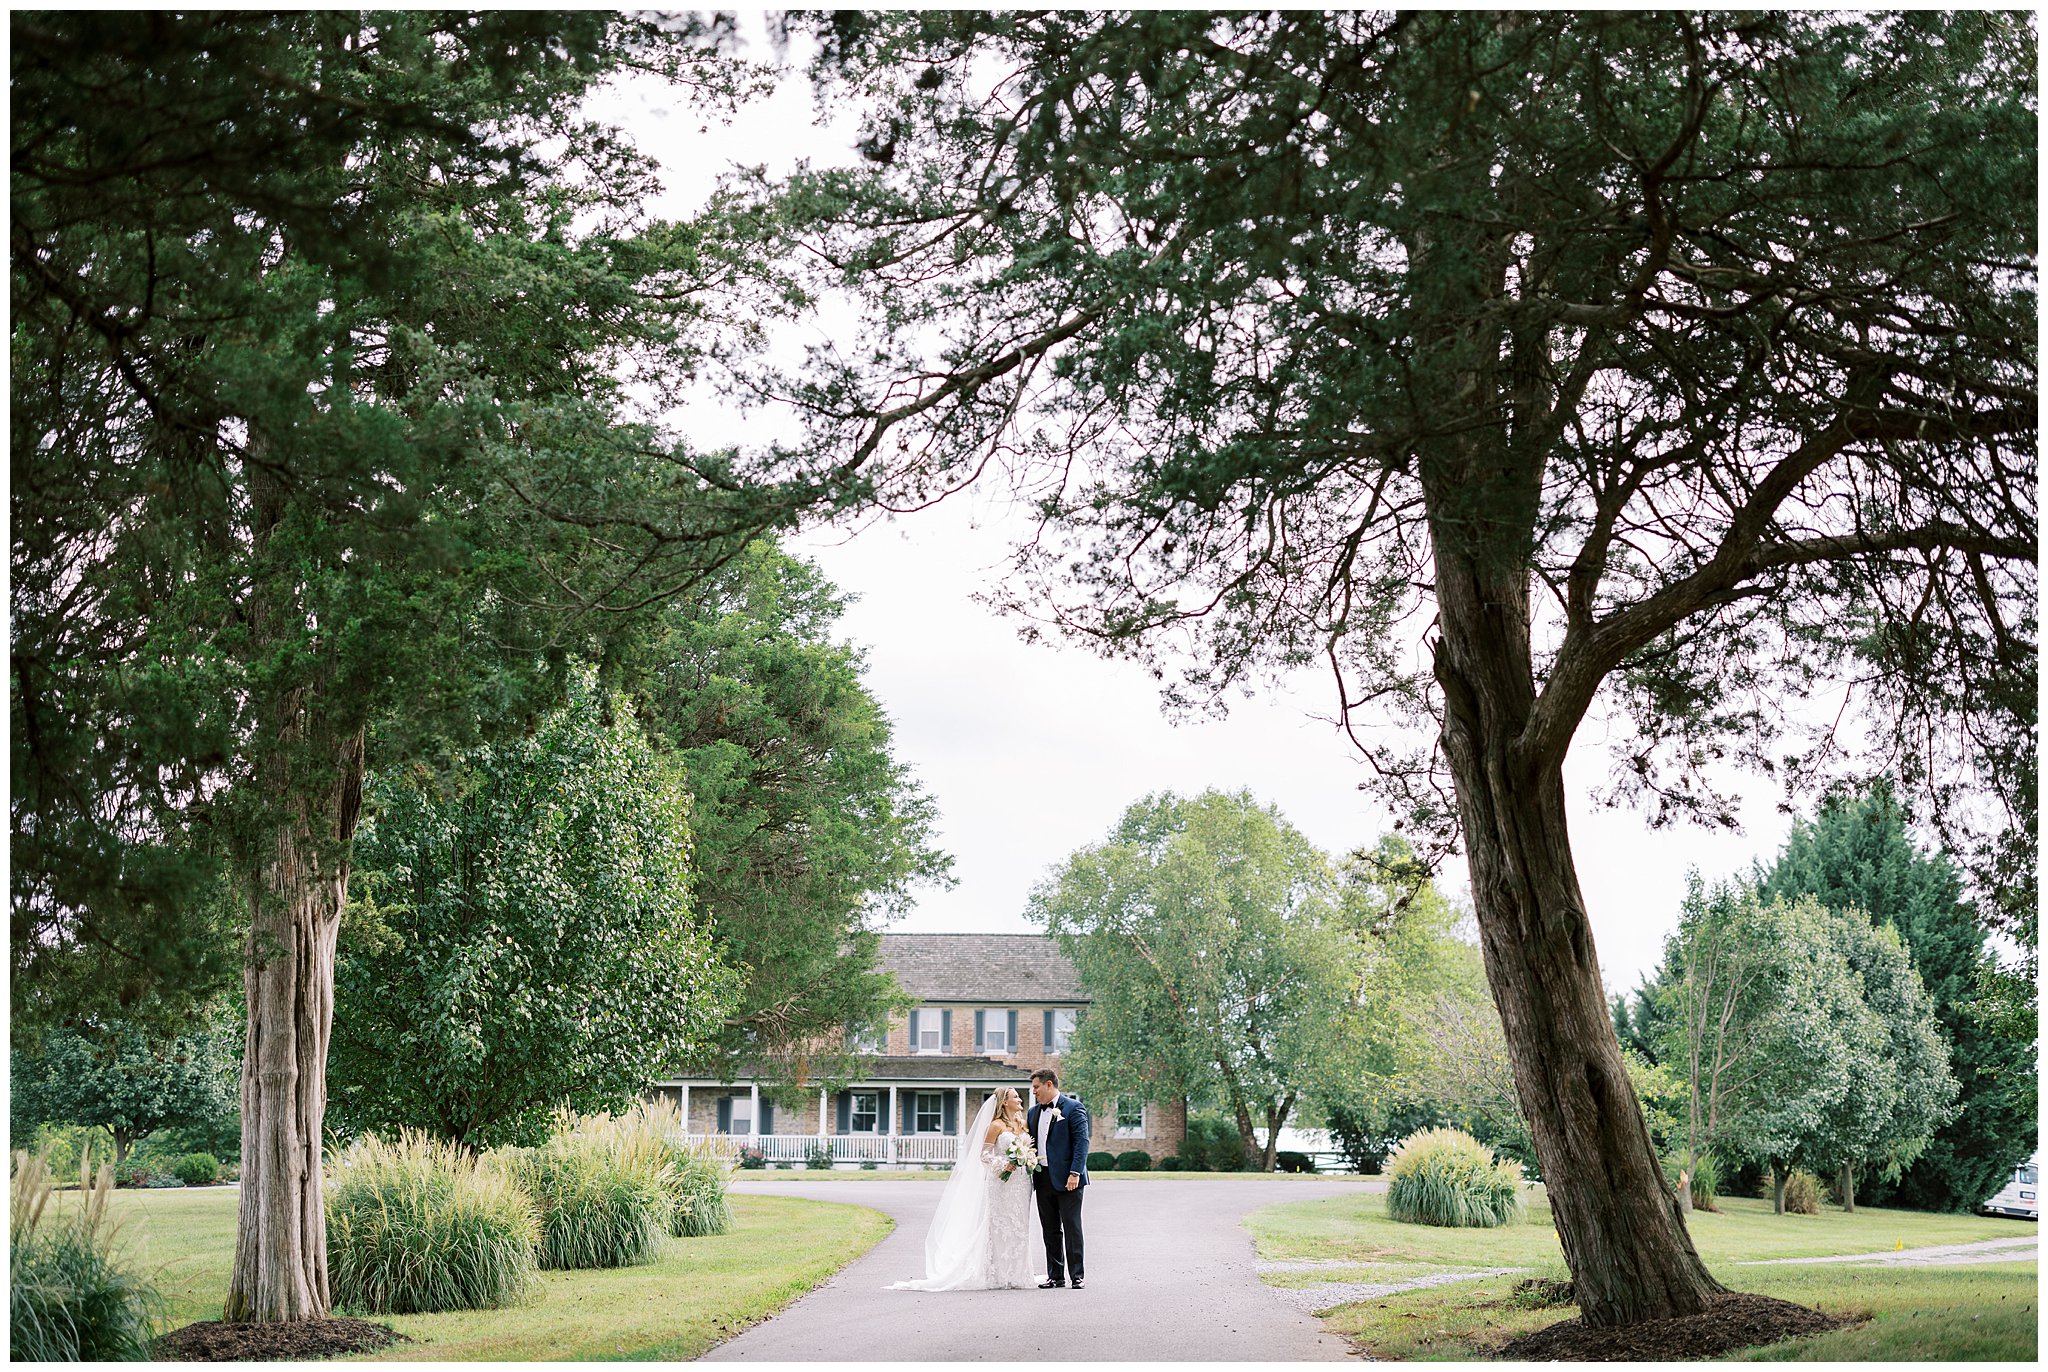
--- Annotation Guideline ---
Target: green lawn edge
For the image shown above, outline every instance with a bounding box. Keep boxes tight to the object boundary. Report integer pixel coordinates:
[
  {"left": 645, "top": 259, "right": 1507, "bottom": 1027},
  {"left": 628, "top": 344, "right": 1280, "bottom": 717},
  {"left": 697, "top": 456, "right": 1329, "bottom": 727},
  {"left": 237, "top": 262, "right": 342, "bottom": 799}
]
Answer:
[
  {"left": 87, "top": 1187, "right": 891, "bottom": 1361},
  {"left": 1241, "top": 1188, "right": 2037, "bottom": 1362}
]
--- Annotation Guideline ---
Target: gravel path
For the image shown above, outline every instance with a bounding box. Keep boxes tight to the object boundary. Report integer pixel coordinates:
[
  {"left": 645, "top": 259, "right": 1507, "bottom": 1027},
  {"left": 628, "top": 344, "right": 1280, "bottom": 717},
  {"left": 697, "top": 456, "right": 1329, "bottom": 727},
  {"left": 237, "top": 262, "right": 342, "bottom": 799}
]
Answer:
[
  {"left": 1257, "top": 1266, "right": 1529, "bottom": 1315},
  {"left": 1738, "top": 1235, "right": 2039, "bottom": 1268},
  {"left": 705, "top": 1178, "right": 1377, "bottom": 1361}
]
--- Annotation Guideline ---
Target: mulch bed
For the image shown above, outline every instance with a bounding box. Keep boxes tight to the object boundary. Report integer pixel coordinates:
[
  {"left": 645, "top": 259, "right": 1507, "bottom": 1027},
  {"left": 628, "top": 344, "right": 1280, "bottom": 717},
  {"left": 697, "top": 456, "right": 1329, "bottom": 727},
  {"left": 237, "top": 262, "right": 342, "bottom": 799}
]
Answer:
[
  {"left": 1497, "top": 1292, "right": 1851, "bottom": 1361},
  {"left": 154, "top": 1317, "right": 407, "bottom": 1362}
]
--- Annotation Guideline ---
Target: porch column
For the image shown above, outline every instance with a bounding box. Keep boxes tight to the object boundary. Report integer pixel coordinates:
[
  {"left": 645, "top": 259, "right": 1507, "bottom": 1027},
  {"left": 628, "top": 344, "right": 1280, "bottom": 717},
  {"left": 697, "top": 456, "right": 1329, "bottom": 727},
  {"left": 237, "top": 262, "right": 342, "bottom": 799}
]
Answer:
[
  {"left": 889, "top": 1084, "right": 899, "bottom": 1166},
  {"left": 681, "top": 1084, "right": 692, "bottom": 1136},
  {"left": 750, "top": 1081, "right": 760, "bottom": 1140},
  {"left": 818, "top": 1088, "right": 828, "bottom": 1140},
  {"left": 958, "top": 1085, "right": 967, "bottom": 1152}
]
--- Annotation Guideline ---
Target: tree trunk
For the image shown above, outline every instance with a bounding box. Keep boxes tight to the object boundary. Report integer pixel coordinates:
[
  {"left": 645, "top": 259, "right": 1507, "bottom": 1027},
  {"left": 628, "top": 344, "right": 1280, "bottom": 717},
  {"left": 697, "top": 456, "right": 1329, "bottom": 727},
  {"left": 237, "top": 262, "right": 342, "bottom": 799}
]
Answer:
[
  {"left": 1771, "top": 1168, "right": 1787, "bottom": 1215},
  {"left": 1432, "top": 545, "right": 1727, "bottom": 1328},
  {"left": 1839, "top": 1163, "right": 1856, "bottom": 1215},
  {"left": 113, "top": 1129, "right": 135, "bottom": 1165},
  {"left": 1676, "top": 1168, "right": 1693, "bottom": 1214},
  {"left": 223, "top": 719, "right": 363, "bottom": 1322}
]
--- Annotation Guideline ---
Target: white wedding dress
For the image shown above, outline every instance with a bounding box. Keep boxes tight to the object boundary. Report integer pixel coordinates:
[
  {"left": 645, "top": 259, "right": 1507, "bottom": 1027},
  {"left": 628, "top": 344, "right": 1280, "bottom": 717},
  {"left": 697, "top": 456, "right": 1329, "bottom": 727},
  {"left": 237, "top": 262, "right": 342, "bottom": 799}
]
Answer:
[{"left": 887, "top": 1096, "right": 1037, "bottom": 1291}]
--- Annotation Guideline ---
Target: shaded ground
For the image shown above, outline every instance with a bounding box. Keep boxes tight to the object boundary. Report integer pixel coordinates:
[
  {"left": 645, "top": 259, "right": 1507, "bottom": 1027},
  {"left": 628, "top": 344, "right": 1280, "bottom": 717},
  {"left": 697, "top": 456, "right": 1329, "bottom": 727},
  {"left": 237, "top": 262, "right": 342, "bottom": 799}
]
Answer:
[
  {"left": 154, "top": 1317, "right": 405, "bottom": 1362},
  {"left": 1496, "top": 1292, "right": 1850, "bottom": 1361}
]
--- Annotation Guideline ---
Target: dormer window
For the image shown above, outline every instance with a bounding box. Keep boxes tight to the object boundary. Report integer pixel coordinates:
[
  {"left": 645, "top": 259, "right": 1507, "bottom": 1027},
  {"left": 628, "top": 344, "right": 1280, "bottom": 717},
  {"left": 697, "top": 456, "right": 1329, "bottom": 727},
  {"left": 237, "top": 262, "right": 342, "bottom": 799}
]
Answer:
[{"left": 910, "top": 1008, "right": 949, "bottom": 1054}]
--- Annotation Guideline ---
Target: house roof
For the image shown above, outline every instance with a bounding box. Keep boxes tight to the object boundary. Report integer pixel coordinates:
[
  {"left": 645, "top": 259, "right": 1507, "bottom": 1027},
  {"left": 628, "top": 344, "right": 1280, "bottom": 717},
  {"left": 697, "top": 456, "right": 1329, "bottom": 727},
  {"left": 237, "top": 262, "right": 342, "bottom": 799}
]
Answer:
[{"left": 877, "top": 933, "right": 1087, "bottom": 1003}]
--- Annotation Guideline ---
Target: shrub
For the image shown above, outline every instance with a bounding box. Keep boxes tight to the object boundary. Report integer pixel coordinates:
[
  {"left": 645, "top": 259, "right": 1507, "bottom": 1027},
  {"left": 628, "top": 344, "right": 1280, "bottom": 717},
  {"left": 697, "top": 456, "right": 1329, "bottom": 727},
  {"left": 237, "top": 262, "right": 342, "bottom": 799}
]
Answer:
[
  {"left": 805, "top": 1142, "right": 833, "bottom": 1170},
  {"left": 1275, "top": 1150, "right": 1317, "bottom": 1174},
  {"left": 1180, "top": 1115, "right": 1249, "bottom": 1171},
  {"left": 1086, "top": 1150, "right": 1117, "bottom": 1172},
  {"left": 737, "top": 1145, "right": 767, "bottom": 1170},
  {"left": 110, "top": 1159, "right": 152, "bottom": 1189},
  {"left": 1662, "top": 1150, "right": 1719, "bottom": 1212},
  {"left": 502, "top": 1115, "right": 675, "bottom": 1269},
  {"left": 1157, "top": 1156, "right": 1186, "bottom": 1171},
  {"left": 1385, "top": 1127, "right": 1526, "bottom": 1228},
  {"left": 859, "top": 1159, "right": 878, "bottom": 1170},
  {"left": 11, "top": 1152, "right": 162, "bottom": 1361},
  {"left": 616, "top": 1101, "right": 735, "bottom": 1238},
  {"left": 142, "top": 1175, "right": 185, "bottom": 1189},
  {"left": 172, "top": 1153, "right": 220, "bottom": 1187},
  {"left": 1115, "top": 1151, "right": 1152, "bottom": 1172},
  {"left": 326, "top": 1133, "right": 539, "bottom": 1314},
  {"left": 1782, "top": 1168, "right": 1822, "bottom": 1215}
]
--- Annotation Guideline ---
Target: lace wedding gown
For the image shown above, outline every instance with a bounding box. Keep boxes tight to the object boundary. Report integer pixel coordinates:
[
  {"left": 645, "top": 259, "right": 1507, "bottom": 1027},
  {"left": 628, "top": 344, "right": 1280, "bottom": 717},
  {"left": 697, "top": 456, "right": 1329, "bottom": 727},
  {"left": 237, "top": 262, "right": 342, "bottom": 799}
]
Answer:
[{"left": 886, "top": 1098, "right": 1037, "bottom": 1292}]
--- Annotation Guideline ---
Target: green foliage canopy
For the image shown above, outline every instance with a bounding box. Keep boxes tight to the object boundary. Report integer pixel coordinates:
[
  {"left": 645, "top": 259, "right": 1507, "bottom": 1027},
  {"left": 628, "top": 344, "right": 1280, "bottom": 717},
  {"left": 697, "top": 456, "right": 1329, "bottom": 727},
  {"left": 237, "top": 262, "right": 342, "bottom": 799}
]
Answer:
[
  {"left": 8, "top": 1016, "right": 239, "bottom": 1163},
  {"left": 1761, "top": 782, "right": 2036, "bottom": 1210},
  {"left": 607, "top": 541, "right": 948, "bottom": 1089},
  {"left": 1026, "top": 789, "right": 1354, "bottom": 1169},
  {"left": 329, "top": 671, "right": 738, "bottom": 1149}
]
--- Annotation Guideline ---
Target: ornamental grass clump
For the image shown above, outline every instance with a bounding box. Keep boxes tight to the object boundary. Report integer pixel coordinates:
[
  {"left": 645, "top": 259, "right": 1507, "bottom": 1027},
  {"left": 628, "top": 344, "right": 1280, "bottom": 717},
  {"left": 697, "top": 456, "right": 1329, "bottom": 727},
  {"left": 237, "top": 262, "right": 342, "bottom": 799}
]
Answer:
[
  {"left": 326, "top": 1132, "right": 540, "bottom": 1314},
  {"left": 506, "top": 1113, "right": 676, "bottom": 1269},
  {"left": 10, "top": 1151, "right": 162, "bottom": 1361},
  {"left": 617, "top": 1099, "right": 736, "bottom": 1237},
  {"left": 1385, "top": 1127, "right": 1527, "bottom": 1228}
]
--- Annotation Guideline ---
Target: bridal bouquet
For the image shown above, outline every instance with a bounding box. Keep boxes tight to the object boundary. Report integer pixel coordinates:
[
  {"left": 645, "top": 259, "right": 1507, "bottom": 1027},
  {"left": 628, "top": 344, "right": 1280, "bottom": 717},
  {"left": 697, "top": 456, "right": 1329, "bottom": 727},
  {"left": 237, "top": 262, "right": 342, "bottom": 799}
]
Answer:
[{"left": 998, "top": 1136, "right": 1042, "bottom": 1183}]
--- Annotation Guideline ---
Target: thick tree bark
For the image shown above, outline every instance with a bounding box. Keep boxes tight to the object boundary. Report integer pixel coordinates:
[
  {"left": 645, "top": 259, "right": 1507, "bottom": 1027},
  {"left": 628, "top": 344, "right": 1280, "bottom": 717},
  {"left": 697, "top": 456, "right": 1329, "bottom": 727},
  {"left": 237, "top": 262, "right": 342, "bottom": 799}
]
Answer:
[
  {"left": 1432, "top": 543, "right": 1727, "bottom": 1327},
  {"left": 1772, "top": 1168, "right": 1787, "bottom": 1215},
  {"left": 224, "top": 718, "right": 362, "bottom": 1322},
  {"left": 1839, "top": 1163, "right": 1857, "bottom": 1214}
]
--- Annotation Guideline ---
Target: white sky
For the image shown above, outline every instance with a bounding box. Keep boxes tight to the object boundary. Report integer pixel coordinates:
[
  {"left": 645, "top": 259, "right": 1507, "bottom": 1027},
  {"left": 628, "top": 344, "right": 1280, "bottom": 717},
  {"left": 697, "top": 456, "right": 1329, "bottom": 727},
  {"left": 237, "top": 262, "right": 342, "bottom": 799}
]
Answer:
[{"left": 590, "top": 21, "right": 1802, "bottom": 995}]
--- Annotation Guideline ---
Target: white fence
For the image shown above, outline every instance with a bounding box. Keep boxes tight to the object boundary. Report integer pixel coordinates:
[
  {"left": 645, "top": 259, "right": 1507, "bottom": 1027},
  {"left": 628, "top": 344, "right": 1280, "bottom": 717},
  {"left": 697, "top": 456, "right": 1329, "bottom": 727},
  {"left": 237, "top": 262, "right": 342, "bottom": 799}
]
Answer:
[{"left": 688, "top": 1132, "right": 961, "bottom": 1167}]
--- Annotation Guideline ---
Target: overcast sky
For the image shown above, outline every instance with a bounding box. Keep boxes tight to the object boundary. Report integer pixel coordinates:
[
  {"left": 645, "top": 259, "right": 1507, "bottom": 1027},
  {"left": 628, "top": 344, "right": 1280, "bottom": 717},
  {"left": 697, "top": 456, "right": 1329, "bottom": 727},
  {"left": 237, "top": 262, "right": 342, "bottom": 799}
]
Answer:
[{"left": 590, "top": 23, "right": 1804, "bottom": 995}]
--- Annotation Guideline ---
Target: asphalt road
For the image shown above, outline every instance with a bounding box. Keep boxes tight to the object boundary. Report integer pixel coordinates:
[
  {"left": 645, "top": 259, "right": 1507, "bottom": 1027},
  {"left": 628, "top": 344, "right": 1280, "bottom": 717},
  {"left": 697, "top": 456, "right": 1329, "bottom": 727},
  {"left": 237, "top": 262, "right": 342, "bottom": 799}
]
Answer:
[{"left": 704, "top": 1177, "right": 1379, "bottom": 1362}]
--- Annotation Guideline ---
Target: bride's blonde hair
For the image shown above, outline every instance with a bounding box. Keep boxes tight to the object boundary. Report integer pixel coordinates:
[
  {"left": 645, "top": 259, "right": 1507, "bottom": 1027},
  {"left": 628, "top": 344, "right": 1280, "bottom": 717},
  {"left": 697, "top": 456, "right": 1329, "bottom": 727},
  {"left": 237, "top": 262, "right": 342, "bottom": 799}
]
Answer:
[{"left": 992, "top": 1086, "right": 1028, "bottom": 1134}]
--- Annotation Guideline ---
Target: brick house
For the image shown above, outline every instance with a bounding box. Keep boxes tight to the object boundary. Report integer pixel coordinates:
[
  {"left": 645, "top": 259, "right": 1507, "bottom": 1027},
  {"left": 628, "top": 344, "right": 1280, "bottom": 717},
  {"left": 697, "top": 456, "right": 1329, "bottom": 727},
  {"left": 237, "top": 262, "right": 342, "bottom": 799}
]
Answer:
[{"left": 653, "top": 932, "right": 1186, "bottom": 1166}]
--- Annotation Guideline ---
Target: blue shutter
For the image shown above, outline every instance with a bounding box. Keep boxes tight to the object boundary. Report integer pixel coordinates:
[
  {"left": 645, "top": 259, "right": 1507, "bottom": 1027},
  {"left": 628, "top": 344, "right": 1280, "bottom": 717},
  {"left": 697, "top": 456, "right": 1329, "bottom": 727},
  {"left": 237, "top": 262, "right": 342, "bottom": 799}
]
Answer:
[
  {"left": 836, "top": 1093, "right": 850, "bottom": 1133},
  {"left": 940, "top": 1009, "right": 952, "bottom": 1052},
  {"left": 943, "top": 1092, "right": 958, "bottom": 1134},
  {"left": 1008, "top": 1010, "right": 1019, "bottom": 1054},
  {"left": 974, "top": 1010, "right": 986, "bottom": 1052},
  {"left": 1044, "top": 1010, "right": 1055, "bottom": 1053},
  {"left": 717, "top": 1097, "right": 732, "bottom": 1134},
  {"left": 761, "top": 1101, "right": 775, "bottom": 1135}
]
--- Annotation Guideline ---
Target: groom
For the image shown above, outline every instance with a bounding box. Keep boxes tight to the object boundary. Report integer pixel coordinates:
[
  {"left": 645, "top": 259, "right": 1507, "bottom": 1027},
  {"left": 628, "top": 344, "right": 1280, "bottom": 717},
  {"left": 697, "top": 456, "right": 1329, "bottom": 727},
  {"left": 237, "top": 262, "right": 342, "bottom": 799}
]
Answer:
[{"left": 1027, "top": 1068, "right": 1090, "bottom": 1289}]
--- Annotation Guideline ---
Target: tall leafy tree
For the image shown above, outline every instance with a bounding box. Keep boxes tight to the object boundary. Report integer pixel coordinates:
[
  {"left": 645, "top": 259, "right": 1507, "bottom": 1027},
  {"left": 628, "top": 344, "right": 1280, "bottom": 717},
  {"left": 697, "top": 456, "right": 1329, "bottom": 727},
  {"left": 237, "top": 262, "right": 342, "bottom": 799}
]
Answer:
[
  {"left": 11, "top": 13, "right": 828, "bottom": 1321},
  {"left": 1027, "top": 789, "right": 1353, "bottom": 1170},
  {"left": 1762, "top": 782, "right": 2036, "bottom": 1210},
  {"left": 607, "top": 541, "right": 948, "bottom": 1090},
  {"left": 717, "top": 10, "right": 2035, "bottom": 1324},
  {"left": 9, "top": 1016, "right": 240, "bottom": 1164},
  {"left": 329, "top": 670, "right": 738, "bottom": 1150},
  {"left": 1799, "top": 908, "right": 1958, "bottom": 1213}
]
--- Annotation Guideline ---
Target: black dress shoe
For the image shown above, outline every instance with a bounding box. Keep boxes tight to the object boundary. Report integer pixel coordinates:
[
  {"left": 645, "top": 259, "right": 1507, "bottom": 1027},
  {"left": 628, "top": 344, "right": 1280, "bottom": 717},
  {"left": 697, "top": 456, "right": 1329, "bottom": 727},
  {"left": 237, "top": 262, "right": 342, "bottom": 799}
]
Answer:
[
  {"left": 1038, "top": 1278, "right": 1065, "bottom": 1289},
  {"left": 1070, "top": 1278, "right": 1085, "bottom": 1290}
]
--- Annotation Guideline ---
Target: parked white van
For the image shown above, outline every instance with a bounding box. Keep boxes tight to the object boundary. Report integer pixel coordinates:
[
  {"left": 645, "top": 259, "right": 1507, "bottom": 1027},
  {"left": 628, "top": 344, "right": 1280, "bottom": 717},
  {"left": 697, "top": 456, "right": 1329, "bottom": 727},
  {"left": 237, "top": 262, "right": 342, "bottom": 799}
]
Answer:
[{"left": 1979, "top": 1154, "right": 2039, "bottom": 1220}]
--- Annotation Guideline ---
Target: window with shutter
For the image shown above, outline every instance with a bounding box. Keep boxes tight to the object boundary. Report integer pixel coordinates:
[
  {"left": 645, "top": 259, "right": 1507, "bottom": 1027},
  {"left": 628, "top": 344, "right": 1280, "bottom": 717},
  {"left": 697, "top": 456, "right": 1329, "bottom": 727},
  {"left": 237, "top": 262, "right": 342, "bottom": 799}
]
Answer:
[
  {"left": 981, "top": 1007, "right": 1008, "bottom": 1053},
  {"left": 914, "top": 1092, "right": 944, "bottom": 1133},
  {"left": 1115, "top": 1099, "right": 1145, "bottom": 1138},
  {"left": 851, "top": 1092, "right": 879, "bottom": 1133},
  {"left": 915, "top": 1009, "right": 942, "bottom": 1053},
  {"left": 1047, "top": 1008, "right": 1077, "bottom": 1054}
]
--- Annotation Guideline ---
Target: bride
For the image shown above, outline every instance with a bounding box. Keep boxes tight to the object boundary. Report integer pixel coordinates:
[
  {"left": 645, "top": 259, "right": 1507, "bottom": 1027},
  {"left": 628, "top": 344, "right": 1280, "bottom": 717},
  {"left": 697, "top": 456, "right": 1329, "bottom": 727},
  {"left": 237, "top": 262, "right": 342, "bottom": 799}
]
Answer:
[{"left": 886, "top": 1086, "right": 1038, "bottom": 1291}]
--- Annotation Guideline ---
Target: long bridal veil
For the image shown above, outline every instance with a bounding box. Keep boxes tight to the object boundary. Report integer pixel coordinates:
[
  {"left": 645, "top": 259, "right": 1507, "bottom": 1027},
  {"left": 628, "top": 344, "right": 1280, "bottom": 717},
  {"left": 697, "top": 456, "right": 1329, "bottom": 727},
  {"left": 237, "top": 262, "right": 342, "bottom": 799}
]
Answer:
[{"left": 886, "top": 1092, "right": 998, "bottom": 1291}]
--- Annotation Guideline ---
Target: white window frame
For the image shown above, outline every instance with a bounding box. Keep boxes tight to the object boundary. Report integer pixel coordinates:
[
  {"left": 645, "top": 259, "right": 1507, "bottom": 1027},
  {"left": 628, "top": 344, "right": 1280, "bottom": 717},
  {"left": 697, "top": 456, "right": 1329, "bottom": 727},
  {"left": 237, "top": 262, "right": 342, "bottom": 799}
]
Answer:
[
  {"left": 912, "top": 1009, "right": 944, "bottom": 1055},
  {"left": 981, "top": 1008, "right": 1009, "bottom": 1053},
  {"left": 850, "top": 1091, "right": 879, "bottom": 1134},
  {"left": 847, "top": 1021, "right": 887, "bottom": 1055},
  {"left": 914, "top": 1091, "right": 945, "bottom": 1134},
  {"left": 1114, "top": 1099, "right": 1146, "bottom": 1139},
  {"left": 1048, "top": 1008, "right": 1078, "bottom": 1055}
]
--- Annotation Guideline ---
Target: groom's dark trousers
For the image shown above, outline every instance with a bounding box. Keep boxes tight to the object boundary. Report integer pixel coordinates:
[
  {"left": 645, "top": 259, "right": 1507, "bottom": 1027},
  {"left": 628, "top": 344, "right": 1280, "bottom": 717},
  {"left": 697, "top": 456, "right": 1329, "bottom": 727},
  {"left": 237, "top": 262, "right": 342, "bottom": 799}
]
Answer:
[{"left": 1034, "top": 1180, "right": 1084, "bottom": 1283}]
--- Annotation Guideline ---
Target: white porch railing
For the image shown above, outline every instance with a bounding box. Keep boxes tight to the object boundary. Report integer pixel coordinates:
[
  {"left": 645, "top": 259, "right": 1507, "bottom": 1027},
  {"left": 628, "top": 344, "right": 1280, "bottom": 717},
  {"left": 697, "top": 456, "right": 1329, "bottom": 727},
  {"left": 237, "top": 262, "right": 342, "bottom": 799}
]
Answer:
[{"left": 687, "top": 1132, "right": 960, "bottom": 1166}]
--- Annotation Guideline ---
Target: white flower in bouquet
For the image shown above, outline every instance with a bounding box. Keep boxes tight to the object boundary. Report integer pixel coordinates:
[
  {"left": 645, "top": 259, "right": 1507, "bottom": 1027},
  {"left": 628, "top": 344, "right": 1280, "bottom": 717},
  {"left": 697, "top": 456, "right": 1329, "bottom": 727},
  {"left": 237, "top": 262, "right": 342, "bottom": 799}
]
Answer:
[{"left": 999, "top": 1135, "right": 1042, "bottom": 1182}]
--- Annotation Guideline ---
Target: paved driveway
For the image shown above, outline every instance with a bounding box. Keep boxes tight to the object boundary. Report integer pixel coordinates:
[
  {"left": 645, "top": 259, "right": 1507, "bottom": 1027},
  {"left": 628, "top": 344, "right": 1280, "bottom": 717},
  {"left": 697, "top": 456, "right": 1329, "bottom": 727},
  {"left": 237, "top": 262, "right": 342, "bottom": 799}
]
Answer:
[{"left": 704, "top": 1178, "right": 1378, "bottom": 1361}]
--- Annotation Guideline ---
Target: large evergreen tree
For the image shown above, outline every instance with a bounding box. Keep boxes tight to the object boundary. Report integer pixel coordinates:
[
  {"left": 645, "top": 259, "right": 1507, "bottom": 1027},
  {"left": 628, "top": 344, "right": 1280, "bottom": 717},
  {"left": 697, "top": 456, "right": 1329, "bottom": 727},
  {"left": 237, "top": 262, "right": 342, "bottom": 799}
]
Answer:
[
  {"left": 608, "top": 541, "right": 949, "bottom": 1091},
  {"left": 1762, "top": 783, "right": 2036, "bottom": 1210},
  {"left": 715, "top": 11, "right": 2035, "bottom": 1325},
  {"left": 11, "top": 13, "right": 830, "bottom": 1321}
]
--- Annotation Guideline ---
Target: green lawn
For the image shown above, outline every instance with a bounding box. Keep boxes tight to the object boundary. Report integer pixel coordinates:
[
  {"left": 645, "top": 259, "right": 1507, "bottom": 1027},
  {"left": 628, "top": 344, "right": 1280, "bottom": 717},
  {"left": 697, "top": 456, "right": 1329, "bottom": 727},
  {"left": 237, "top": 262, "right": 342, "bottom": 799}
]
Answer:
[
  {"left": 89, "top": 1185, "right": 891, "bottom": 1360},
  {"left": 1245, "top": 1190, "right": 2038, "bottom": 1361}
]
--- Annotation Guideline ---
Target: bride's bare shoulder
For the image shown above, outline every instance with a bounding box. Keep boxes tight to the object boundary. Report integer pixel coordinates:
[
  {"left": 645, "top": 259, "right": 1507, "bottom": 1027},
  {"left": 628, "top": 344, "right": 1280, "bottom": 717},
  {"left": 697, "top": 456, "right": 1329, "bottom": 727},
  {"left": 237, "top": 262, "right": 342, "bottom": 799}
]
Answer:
[{"left": 984, "top": 1119, "right": 1006, "bottom": 1144}]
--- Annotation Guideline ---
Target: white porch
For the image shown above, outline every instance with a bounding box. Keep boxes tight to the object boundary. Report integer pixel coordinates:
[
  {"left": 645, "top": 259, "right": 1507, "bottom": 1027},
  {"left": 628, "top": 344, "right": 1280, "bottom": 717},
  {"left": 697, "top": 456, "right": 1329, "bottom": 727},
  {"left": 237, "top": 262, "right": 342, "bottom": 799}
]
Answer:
[{"left": 685, "top": 1131, "right": 961, "bottom": 1165}]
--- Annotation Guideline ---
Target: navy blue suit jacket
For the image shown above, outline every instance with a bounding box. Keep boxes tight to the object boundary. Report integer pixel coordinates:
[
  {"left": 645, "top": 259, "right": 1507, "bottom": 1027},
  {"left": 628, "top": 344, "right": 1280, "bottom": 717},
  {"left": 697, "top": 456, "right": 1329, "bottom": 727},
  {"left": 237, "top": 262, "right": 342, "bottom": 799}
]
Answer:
[{"left": 1027, "top": 1092, "right": 1091, "bottom": 1189}]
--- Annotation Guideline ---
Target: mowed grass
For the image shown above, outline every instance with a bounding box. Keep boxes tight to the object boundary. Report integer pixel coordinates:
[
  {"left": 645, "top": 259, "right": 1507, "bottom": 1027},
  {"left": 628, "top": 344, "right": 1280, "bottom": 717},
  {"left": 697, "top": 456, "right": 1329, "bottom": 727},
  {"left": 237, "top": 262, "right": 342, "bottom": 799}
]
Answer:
[
  {"left": 1246, "top": 1189, "right": 2037, "bottom": 1362},
  {"left": 74, "top": 1185, "right": 891, "bottom": 1361}
]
